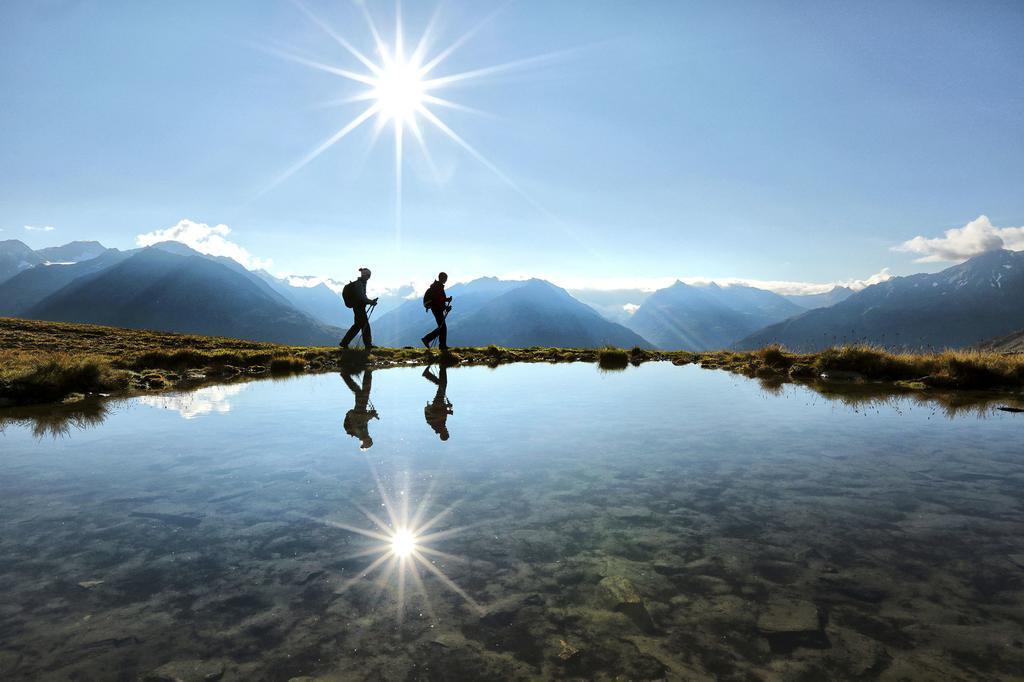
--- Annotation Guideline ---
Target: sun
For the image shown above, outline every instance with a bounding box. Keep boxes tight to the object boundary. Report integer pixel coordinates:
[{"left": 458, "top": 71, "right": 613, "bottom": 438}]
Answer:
[
  {"left": 373, "top": 58, "right": 425, "bottom": 125},
  {"left": 262, "top": 1, "right": 564, "bottom": 226}
]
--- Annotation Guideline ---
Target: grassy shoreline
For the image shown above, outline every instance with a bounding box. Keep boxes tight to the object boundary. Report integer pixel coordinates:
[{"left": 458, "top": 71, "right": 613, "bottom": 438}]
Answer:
[{"left": 2, "top": 317, "right": 1023, "bottom": 408}]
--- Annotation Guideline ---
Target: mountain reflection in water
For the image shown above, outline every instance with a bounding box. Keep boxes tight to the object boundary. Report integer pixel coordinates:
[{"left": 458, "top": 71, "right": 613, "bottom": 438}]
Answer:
[{"left": 1, "top": 362, "right": 1022, "bottom": 680}]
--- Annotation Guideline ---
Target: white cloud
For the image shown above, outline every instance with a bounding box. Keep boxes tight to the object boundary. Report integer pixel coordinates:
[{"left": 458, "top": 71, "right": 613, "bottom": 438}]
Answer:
[
  {"left": 678, "top": 271, "right": 894, "bottom": 295},
  {"left": 138, "top": 384, "right": 248, "bottom": 420},
  {"left": 523, "top": 270, "right": 893, "bottom": 296},
  {"left": 135, "top": 219, "right": 271, "bottom": 270},
  {"left": 622, "top": 303, "right": 640, "bottom": 315},
  {"left": 282, "top": 274, "right": 347, "bottom": 295},
  {"left": 24, "top": 224, "right": 55, "bottom": 232},
  {"left": 893, "top": 215, "right": 1024, "bottom": 263}
]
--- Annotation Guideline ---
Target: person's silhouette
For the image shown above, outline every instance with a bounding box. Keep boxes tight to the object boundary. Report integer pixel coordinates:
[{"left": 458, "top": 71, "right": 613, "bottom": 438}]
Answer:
[
  {"left": 421, "top": 272, "right": 452, "bottom": 351},
  {"left": 342, "top": 369, "right": 377, "bottom": 450},
  {"left": 422, "top": 365, "right": 453, "bottom": 441},
  {"left": 340, "top": 267, "right": 378, "bottom": 350}
]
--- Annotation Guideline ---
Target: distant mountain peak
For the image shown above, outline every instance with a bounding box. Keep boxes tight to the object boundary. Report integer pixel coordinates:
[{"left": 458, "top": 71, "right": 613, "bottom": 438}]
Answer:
[
  {"left": 1, "top": 239, "right": 45, "bottom": 283},
  {"left": 23, "top": 246, "right": 342, "bottom": 345},
  {"left": 148, "top": 241, "right": 205, "bottom": 258},
  {"left": 35, "top": 241, "right": 109, "bottom": 266},
  {"left": 740, "top": 249, "right": 1024, "bottom": 351},
  {"left": 374, "top": 275, "right": 651, "bottom": 348},
  {"left": 628, "top": 279, "right": 804, "bottom": 350}
]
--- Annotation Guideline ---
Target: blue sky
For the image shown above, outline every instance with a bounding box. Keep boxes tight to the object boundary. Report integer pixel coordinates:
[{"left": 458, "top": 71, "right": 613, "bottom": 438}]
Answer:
[{"left": 2, "top": 0, "right": 1022, "bottom": 292}]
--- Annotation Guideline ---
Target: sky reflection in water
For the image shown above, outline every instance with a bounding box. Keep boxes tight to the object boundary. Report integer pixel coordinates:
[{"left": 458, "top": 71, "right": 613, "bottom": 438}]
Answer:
[{"left": 1, "top": 363, "right": 1022, "bottom": 680}]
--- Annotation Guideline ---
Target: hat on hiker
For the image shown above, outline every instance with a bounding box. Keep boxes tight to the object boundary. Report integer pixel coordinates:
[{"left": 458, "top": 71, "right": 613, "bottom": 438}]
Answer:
[{"left": 359, "top": 267, "right": 371, "bottom": 277}]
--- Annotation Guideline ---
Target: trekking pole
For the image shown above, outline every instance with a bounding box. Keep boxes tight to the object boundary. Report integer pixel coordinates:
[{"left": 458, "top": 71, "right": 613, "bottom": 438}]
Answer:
[{"left": 355, "top": 302, "right": 377, "bottom": 350}]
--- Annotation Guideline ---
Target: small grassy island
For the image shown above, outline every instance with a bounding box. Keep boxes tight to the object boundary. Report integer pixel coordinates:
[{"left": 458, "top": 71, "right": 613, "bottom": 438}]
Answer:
[{"left": 2, "top": 317, "right": 1022, "bottom": 409}]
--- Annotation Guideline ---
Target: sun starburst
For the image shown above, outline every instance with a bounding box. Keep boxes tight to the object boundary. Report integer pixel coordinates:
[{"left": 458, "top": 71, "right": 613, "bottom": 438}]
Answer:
[
  {"left": 261, "top": 0, "right": 569, "bottom": 234},
  {"left": 310, "top": 468, "right": 483, "bottom": 622}
]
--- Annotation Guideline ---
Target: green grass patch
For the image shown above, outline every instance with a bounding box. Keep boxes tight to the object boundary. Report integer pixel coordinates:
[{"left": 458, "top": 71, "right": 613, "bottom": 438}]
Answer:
[
  {"left": 3, "top": 318, "right": 1023, "bottom": 407},
  {"left": 598, "top": 347, "right": 629, "bottom": 370}
]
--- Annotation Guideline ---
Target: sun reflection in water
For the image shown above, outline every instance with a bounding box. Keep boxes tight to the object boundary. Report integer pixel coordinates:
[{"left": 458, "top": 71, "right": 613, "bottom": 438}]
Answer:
[
  {"left": 312, "top": 468, "right": 483, "bottom": 622},
  {"left": 390, "top": 527, "right": 417, "bottom": 558}
]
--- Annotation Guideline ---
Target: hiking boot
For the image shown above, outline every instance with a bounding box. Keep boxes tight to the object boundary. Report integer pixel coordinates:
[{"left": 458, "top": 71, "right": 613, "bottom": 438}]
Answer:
[
  {"left": 421, "top": 337, "right": 431, "bottom": 349},
  {"left": 339, "top": 342, "right": 349, "bottom": 349},
  {"left": 364, "top": 344, "right": 376, "bottom": 351}
]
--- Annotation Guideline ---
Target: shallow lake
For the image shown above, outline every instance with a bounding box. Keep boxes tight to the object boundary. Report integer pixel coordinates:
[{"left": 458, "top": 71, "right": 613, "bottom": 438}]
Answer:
[{"left": 1, "top": 362, "right": 1023, "bottom": 680}]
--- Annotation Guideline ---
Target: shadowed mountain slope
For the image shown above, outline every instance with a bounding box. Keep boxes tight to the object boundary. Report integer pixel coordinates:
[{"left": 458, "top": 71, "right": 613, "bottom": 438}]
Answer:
[
  {"left": 373, "top": 277, "right": 650, "bottom": 348},
  {"left": 737, "top": 250, "right": 1024, "bottom": 351},
  {"left": 26, "top": 248, "right": 343, "bottom": 345},
  {"left": 0, "top": 249, "right": 131, "bottom": 316},
  {"left": 627, "top": 281, "right": 803, "bottom": 350},
  {"left": 255, "top": 270, "right": 350, "bottom": 328},
  {"left": 452, "top": 279, "right": 650, "bottom": 348},
  {"left": 0, "top": 240, "right": 44, "bottom": 284},
  {"left": 978, "top": 329, "right": 1024, "bottom": 353},
  {"left": 372, "top": 277, "right": 525, "bottom": 347}
]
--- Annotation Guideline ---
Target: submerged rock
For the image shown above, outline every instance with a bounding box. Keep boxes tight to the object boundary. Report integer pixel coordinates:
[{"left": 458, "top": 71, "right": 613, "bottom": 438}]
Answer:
[
  {"left": 144, "top": 658, "right": 226, "bottom": 682},
  {"left": 757, "top": 598, "right": 820, "bottom": 633},
  {"left": 597, "top": 576, "right": 656, "bottom": 633},
  {"left": 757, "top": 598, "right": 830, "bottom": 654},
  {"left": 557, "top": 638, "right": 580, "bottom": 662},
  {"left": 609, "top": 506, "right": 653, "bottom": 520}
]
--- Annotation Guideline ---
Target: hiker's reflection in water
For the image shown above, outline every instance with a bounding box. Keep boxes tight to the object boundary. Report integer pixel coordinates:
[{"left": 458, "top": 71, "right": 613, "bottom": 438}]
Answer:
[
  {"left": 342, "top": 369, "right": 378, "bottom": 450},
  {"left": 422, "top": 365, "right": 453, "bottom": 441}
]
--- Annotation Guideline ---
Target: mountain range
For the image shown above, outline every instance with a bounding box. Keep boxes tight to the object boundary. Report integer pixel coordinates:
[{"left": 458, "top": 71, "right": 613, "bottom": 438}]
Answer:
[
  {"left": 3, "top": 238, "right": 1022, "bottom": 351},
  {"left": 373, "top": 277, "right": 650, "bottom": 348},
  {"left": 737, "top": 249, "right": 1024, "bottom": 351},
  {"left": 569, "top": 288, "right": 651, "bottom": 324},
  {"left": 785, "top": 286, "right": 854, "bottom": 309},
  {"left": 20, "top": 246, "right": 343, "bottom": 345},
  {"left": 626, "top": 281, "right": 805, "bottom": 350},
  {"left": 0, "top": 240, "right": 651, "bottom": 348},
  {"left": 34, "top": 240, "right": 108, "bottom": 265}
]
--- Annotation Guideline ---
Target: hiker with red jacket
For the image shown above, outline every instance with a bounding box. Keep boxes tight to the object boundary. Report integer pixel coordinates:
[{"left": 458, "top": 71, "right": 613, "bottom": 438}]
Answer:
[{"left": 421, "top": 272, "right": 452, "bottom": 350}]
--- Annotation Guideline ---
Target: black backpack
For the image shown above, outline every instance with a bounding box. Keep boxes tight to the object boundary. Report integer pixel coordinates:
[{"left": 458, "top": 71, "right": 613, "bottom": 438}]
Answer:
[
  {"left": 342, "top": 281, "right": 358, "bottom": 308},
  {"left": 422, "top": 282, "right": 435, "bottom": 310}
]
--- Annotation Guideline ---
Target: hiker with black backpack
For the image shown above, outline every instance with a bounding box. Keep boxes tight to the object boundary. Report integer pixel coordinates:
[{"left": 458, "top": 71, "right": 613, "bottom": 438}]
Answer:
[
  {"left": 342, "top": 368, "right": 377, "bottom": 450},
  {"left": 422, "top": 364, "right": 453, "bottom": 441},
  {"left": 340, "top": 267, "right": 378, "bottom": 350},
  {"left": 421, "top": 272, "right": 452, "bottom": 351}
]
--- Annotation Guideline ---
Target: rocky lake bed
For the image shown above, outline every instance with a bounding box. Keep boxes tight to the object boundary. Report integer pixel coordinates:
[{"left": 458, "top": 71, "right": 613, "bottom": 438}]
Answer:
[{"left": 1, "top": 362, "right": 1022, "bottom": 680}]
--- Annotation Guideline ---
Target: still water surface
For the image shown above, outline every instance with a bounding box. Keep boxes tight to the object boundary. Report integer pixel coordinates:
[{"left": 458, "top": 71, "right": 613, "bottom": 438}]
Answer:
[{"left": 1, "top": 363, "right": 1023, "bottom": 680}]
